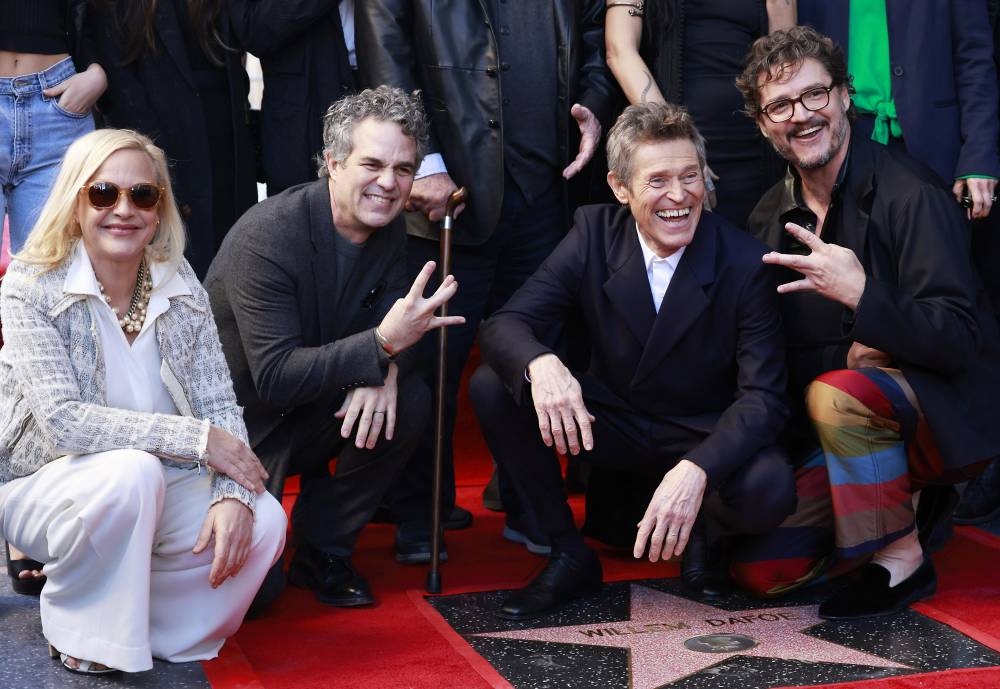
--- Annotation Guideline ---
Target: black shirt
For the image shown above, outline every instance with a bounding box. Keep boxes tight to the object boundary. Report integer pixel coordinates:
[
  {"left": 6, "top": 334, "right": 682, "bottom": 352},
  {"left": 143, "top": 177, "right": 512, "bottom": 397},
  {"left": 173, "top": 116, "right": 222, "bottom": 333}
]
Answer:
[{"left": 0, "top": 0, "right": 68, "bottom": 55}]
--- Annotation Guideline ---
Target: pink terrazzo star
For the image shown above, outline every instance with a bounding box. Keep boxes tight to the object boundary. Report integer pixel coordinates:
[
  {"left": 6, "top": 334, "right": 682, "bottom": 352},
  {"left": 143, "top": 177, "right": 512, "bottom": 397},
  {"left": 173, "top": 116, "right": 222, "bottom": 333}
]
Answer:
[{"left": 476, "top": 584, "right": 909, "bottom": 688}]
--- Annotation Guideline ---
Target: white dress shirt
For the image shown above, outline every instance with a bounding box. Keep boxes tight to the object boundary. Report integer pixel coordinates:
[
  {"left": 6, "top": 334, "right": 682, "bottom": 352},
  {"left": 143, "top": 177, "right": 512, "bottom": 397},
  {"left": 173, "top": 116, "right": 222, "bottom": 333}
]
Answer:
[{"left": 635, "top": 226, "right": 685, "bottom": 313}]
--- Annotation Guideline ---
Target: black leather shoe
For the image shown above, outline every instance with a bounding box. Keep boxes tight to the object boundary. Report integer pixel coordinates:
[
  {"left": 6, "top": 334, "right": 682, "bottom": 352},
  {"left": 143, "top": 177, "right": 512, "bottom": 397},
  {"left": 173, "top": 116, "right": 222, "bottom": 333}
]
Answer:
[
  {"left": 287, "top": 544, "right": 374, "bottom": 607},
  {"left": 394, "top": 523, "right": 448, "bottom": 564},
  {"left": 818, "top": 559, "right": 936, "bottom": 620},
  {"left": 496, "top": 550, "right": 603, "bottom": 620},
  {"left": 444, "top": 505, "right": 474, "bottom": 530},
  {"left": 681, "top": 522, "right": 732, "bottom": 598},
  {"left": 954, "top": 460, "right": 1000, "bottom": 525}
]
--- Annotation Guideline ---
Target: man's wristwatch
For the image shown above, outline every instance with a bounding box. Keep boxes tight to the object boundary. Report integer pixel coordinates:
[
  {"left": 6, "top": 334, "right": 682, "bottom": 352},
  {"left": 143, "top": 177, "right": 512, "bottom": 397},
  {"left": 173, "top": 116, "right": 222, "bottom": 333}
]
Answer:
[{"left": 374, "top": 326, "right": 397, "bottom": 359}]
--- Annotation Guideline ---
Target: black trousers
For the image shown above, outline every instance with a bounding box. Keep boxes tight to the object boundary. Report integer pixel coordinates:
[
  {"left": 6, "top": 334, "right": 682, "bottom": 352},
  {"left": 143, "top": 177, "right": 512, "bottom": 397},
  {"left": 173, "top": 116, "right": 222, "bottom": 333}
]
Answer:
[
  {"left": 386, "top": 178, "right": 563, "bottom": 526},
  {"left": 469, "top": 364, "right": 796, "bottom": 550},
  {"left": 254, "top": 373, "right": 430, "bottom": 556}
]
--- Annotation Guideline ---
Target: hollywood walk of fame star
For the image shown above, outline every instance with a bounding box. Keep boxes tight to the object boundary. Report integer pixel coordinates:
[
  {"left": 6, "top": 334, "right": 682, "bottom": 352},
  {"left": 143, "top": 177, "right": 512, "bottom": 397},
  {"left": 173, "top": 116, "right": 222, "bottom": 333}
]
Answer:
[{"left": 475, "top": 585, "right": 909, "bottom": 689}]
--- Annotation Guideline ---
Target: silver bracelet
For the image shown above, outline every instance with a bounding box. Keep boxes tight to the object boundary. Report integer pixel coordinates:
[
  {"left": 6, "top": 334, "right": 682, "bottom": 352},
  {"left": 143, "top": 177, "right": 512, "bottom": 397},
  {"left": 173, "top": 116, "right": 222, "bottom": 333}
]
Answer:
[{"left": 607, "top": 1, "right": 645, "bottom": 16}]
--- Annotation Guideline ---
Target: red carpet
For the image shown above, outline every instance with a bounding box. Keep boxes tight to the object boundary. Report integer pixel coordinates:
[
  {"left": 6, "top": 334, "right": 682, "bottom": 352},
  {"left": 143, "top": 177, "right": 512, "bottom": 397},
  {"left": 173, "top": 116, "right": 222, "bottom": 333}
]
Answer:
[{"left": 203, "top": 354, "right": 1000, "bottom": 689}]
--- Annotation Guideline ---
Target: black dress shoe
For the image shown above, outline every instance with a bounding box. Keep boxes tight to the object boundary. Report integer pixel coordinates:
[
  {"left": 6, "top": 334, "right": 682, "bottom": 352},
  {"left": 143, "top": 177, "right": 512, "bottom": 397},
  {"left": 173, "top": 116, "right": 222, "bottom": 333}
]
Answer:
[
  {"left": 444, "top": 505, "right": 474, "bottom": 530},
  {"left": 287, "top": 543, "right": 374, "bottom": 607},
  {"left": 496, "top": 550, "right": 603, "bottom": 620},
  {"left": 818, "top": 559, "right": 936, "bottom": 620},
  {"left": 955, "top": 459, "right": 1000, "bottom": 525},
  {"left": 394, "top": 523, "right": 448, "bottom": 564},
  {"left": 681, "top": 522, "right": 732, "bottom": 598}
]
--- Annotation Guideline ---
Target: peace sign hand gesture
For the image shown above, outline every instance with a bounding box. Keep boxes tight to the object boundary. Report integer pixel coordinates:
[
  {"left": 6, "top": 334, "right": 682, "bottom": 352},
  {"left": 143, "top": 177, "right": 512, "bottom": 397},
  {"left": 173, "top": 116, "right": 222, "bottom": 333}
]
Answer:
[{"left": 761, "top": 222, "right": 867, "bottom": 310}]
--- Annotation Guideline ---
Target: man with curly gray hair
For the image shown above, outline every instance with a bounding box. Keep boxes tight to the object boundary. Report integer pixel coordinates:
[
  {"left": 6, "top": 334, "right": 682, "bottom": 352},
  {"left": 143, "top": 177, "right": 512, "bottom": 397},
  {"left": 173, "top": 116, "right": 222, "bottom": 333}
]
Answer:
[{"left": 205, "top": 85, "right": 463, "bottom": 613}]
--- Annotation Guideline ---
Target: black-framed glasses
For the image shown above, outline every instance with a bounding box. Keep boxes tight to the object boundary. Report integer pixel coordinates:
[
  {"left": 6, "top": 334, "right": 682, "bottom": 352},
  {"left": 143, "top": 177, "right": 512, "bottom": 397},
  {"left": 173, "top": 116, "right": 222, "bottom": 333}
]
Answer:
[
  {"left": 80, "top": 182, "right": 163, "bottom": 210},
  {"left": 761, "top": 85, "right": 835, "bottom": 123}
]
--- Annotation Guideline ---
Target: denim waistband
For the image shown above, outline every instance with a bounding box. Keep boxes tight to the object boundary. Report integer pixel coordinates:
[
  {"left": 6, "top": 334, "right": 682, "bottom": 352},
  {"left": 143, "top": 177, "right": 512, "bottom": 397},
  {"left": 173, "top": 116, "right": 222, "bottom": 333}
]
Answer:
[{"left": 0, "top": 57, "right": 77, "bottom": 96}]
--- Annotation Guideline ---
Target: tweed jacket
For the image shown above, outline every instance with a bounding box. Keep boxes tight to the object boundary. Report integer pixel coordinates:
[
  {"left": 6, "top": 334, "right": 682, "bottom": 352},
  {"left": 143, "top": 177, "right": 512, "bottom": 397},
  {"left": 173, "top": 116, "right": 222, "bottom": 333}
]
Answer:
[{"left": 0, "top": 251, "right": 255, "bottom": 510}]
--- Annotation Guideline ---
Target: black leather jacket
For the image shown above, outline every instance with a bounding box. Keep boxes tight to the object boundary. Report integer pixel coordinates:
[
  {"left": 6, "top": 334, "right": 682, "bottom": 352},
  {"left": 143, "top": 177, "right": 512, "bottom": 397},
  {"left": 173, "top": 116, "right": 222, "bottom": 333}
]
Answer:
[{"left": 356, "top": 0, "right": 617, "bottom": 244}]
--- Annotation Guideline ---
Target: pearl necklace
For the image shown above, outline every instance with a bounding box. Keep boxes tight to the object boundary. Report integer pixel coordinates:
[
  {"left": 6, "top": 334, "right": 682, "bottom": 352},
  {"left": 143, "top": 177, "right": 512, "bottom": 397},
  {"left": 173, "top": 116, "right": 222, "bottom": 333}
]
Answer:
[{"left": 97, "top": 258, "right": 153, "bottom": 334}]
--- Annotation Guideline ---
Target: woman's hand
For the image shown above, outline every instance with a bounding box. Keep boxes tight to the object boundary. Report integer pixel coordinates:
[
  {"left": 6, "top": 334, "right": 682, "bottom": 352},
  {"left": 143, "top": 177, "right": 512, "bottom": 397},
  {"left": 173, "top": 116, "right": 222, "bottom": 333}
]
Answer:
[
  {"left": 41, "top": 63, "right": 107, "bottom": 115},
  {"left": 205, "top": 426, "right": 269, "bottom": 494},
  {"left": 193, "top": 498, "right": 254, "bottom": 588}
]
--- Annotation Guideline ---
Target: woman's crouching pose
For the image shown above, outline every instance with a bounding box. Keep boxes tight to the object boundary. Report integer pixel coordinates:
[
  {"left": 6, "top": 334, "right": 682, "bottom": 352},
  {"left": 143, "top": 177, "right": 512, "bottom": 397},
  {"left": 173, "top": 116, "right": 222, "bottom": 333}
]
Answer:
[{"left": 0, "top": 128, "right": 286, "bottom": 674}]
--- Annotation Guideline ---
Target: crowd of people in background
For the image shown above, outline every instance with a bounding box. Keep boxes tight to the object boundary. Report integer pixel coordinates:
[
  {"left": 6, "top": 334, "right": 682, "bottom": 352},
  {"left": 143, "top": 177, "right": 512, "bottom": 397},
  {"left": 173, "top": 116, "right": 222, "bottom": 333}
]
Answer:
[{"left": 2, "top": 0, "right": 1000, "bottom": 677}]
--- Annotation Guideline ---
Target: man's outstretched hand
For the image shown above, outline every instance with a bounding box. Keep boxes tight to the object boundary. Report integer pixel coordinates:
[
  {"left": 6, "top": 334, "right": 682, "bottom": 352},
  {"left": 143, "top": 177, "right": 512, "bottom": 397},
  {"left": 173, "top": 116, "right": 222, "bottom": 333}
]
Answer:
[{"left": 377, "top": 260, "right": 466, "bottom": 354}]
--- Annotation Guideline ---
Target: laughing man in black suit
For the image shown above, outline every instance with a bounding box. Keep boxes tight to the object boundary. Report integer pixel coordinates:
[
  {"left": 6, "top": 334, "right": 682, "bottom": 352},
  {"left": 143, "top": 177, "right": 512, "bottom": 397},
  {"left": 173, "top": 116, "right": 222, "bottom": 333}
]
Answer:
[{"left": 471, "top": 103, "right": 794, "bottom": 620}]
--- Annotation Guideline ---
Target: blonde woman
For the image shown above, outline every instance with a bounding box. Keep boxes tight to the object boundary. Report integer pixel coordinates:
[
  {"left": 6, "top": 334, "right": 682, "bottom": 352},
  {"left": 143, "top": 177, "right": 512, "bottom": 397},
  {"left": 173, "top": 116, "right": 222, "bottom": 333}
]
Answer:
[{"left": 0, "top": 128, "right": 285, "bottom": 675}]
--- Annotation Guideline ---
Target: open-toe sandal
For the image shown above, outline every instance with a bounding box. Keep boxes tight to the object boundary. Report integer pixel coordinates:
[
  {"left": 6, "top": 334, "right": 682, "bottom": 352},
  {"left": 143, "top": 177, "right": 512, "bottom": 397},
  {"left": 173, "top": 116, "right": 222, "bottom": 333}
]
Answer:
[
  {"left": 48, "top": 644, "right": 119, "bottom": 676},
  {"left": 6, "top": 543, "right": 44, "bottom": 596}
]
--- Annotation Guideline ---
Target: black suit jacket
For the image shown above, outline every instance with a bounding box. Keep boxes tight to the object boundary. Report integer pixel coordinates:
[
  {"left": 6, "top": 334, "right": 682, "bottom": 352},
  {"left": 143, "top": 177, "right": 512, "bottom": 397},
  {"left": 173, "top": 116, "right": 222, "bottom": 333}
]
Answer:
[
  {"left": 750, "top": 134, "right": 1000, "bottom": 472},
  {"left": 204, "top": 180, "right": 408, "bottom": 487},
  {"left": 798, "top": 0, "right": 1000, "bottom": 182},
  {"left": 356, "top": 0, "right": 617, "bottom": 245},
  {"left": 480, "top": 204, "right": 789, "bottom": 486},
  {"left": 229, "top": 0, "right": 356, "bottom": 194},
  {"left": 95, "top": 1, "right": 258, "bottom": 277}
]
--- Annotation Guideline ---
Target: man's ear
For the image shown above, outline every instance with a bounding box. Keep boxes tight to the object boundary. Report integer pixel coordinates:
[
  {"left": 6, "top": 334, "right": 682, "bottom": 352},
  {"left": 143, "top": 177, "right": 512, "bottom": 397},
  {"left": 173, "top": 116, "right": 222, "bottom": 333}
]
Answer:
[
  {"left": 607, "top": 171, "right": 630, "bottom": 205},
  {"left": 756, "top": 116, "right": 771, "bottom": 141},
  {"left": 325, "top": 152, "right": 339, "bottom": 179}
]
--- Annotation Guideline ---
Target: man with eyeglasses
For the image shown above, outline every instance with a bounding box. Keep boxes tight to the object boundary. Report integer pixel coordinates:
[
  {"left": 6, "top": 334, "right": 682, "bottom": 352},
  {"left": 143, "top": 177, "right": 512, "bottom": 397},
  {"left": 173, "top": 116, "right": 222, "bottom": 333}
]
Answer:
[
  {"left": 734, "top": 26, "right": 1000, "bottom": 619},
  {"left": 469, "top": 102, "right": 794, "bottom": 620},
  {"left": 204, "top": 86, "right": 464, "bottom": 613}
]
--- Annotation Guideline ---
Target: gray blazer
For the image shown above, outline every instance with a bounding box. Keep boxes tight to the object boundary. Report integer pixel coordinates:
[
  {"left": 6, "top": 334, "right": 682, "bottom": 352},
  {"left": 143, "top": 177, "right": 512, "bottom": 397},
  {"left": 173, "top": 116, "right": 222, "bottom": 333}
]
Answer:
[
  {"left": 204, "top": 179, "right": 409, "bottom": 493},
  {"left": 0, "top": 253, "right": 254, "bottom": 510}
]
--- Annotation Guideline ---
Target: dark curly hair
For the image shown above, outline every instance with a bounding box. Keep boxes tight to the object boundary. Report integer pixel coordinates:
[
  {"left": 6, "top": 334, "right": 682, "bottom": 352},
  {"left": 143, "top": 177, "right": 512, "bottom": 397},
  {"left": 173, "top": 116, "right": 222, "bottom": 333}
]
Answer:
[{"left": 736, "top": 26, "right": 855, "bottom": 120}]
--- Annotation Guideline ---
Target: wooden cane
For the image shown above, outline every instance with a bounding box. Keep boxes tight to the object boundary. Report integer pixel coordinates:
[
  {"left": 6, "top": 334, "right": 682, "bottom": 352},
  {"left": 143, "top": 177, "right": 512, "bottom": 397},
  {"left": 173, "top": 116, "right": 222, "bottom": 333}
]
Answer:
[{"left": 427, "top": 187, "right": 468, "bottom": 594}]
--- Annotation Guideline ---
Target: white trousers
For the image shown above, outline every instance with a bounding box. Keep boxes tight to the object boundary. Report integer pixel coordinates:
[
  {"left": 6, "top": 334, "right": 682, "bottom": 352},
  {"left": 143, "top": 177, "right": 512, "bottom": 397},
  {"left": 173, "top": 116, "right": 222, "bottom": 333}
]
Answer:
[{"left": 0, "top": 450, "right": 286, "bottom": 672}]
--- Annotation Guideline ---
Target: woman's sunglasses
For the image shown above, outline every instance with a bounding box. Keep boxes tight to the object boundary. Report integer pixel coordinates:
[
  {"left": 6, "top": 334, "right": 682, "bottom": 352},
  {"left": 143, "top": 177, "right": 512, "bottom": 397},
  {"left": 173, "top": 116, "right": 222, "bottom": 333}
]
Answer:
[{"left": 80, "top": 182, "right": 163, "bottom": 210}]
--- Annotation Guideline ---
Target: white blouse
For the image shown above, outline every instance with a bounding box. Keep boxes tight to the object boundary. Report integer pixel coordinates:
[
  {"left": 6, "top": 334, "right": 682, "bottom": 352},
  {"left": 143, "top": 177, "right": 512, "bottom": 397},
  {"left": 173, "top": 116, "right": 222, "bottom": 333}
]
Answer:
[{"left": 64, "top": 242, "right": 190, "bottom": 415}]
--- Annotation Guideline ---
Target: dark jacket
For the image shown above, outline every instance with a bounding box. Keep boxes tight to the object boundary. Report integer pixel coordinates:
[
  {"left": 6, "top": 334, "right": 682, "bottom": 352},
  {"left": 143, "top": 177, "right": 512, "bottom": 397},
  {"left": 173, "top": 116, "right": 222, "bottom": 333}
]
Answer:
[
  {"left": 798, "top": 0, "right": 1000, "bottom": 182},
  {"left": 355, "top": 0, "right": 618, "bottom": 245},
  {"left": 480, "top": 204, "right": 788, "bottom": 486},
  {"left": 66, "top": 0, "right": 101, "bottom": 71},
  {"left": 95, "top": 1, "right": 257, "bottom": 278},
  {"left": 204, "top": 180, "right": 407, "bottom": 490},
  {"left": 749, "top": 133, "right": 1000, "bottom": 471},
  {"left": 229, "top": 0, "right": 356, "bottom": 194}
]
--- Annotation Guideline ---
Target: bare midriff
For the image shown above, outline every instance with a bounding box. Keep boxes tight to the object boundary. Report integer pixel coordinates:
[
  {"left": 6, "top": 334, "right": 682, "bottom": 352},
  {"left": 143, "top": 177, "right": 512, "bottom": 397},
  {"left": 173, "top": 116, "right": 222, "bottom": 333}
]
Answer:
[{"left": 0, "top": 51, "right": 70, "bottom": 77}]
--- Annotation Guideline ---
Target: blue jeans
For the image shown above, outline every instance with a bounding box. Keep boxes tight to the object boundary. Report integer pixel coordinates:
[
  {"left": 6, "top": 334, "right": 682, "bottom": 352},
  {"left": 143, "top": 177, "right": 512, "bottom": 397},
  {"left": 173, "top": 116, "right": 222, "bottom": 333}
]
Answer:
[{"left": 1, "top": 57, "right": 95, "bottom": 252}]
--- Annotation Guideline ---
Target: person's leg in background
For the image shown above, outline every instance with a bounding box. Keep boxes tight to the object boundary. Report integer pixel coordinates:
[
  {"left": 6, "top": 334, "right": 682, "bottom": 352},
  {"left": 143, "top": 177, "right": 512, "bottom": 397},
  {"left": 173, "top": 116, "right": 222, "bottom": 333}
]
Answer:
[
  {"left": 387, "top": 178, "right": 563, "bottom": 561},
  {"left": 4, "top": 58, "right": 94, "bottom": 252}
]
